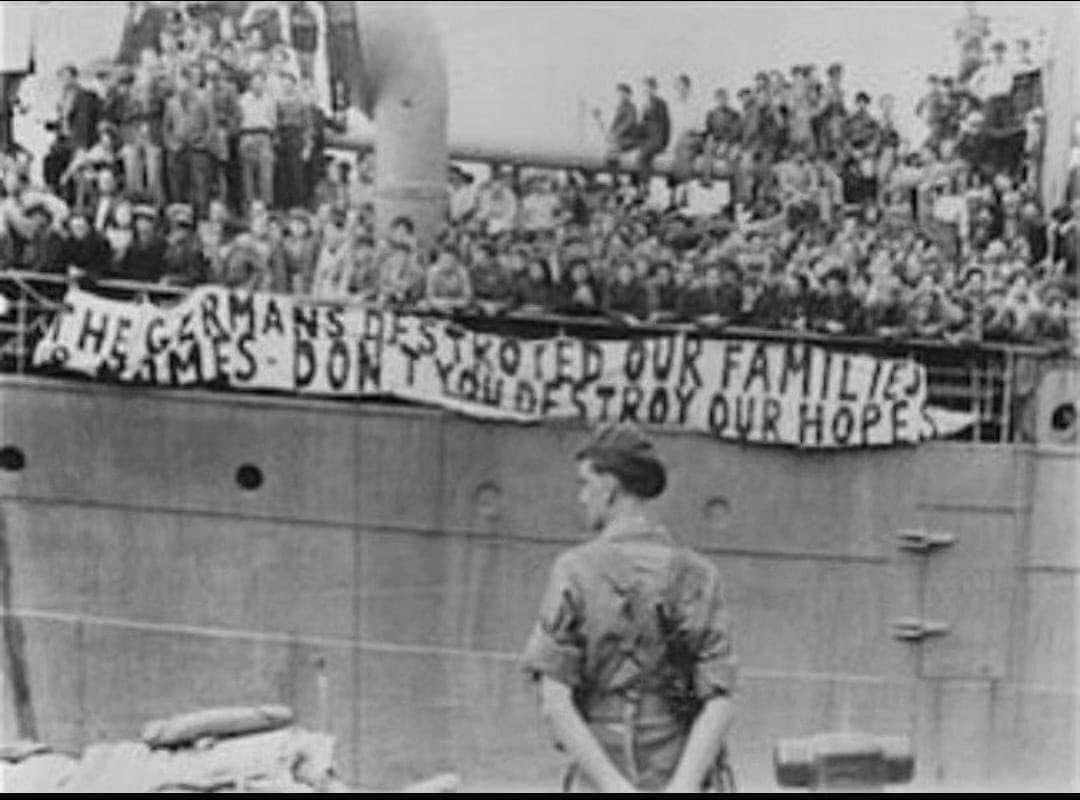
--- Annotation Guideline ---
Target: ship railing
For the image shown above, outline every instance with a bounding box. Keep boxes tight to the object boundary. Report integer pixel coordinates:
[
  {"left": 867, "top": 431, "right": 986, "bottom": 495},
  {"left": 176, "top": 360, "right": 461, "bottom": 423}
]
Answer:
[{"left": 0, "top": 270, "right": 1065, "bottom": 444}]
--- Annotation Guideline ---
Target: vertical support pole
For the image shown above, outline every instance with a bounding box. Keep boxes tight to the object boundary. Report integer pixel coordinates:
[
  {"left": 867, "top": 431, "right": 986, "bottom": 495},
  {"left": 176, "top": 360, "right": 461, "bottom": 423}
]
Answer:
[{"left": 1000, "top": 350, "right": 1014, "bottom": 443}]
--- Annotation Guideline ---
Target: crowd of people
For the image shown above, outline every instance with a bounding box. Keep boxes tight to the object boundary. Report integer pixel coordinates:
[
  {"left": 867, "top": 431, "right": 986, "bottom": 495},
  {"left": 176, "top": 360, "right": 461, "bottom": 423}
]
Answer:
[{"left": 0, "top": 1, "right": 1074, "bottom": 349}]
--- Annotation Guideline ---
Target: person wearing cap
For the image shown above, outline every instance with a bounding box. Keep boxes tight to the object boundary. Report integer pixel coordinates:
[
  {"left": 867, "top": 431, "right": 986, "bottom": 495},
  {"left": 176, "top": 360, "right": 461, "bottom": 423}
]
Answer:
[
  {"left": 971, "top": 40, "right": 1015, "bottom": 129},
  {"left": 117, "top": 201, "right": 165, "bottom": 282},
  {"left": 159, "top": 202, "right": 208, "bottom": 286},
  {"left": 523, "top": 423, "right": 737, "bottom": 792}
]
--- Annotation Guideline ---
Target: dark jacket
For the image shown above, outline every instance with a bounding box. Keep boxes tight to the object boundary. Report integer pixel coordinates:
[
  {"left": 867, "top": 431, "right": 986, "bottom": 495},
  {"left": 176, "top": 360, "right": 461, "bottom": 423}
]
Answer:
[
  {"left": 640, "top": 96, "right": 671, "bottom": 153},
  {"left": 163, "top": 90, "right": 215, "bottom": 153},
  {"left": 16, "top": 228, "right": 67, "bottom": 273},
  {"left": 161, "top": 234, "right": 210, "bottom": 286},
  {"left": 63, "top": 87, "right": 102, "bottom": 151},
  {"left": 603, "top": 278, "right": 650, "bottom": 320},
  {"left": 610, "top": 98, "right": 639, "bottom": 151},
  {"left": 747, "top": 283, "right": 787, "bottom": 328},
  {"left": 113, "top": 78, "right": 169, "bottom": 147},
  {"left": 648, "top": 279, "right": 680, "bottom": 314},
  {"left": 512, "top": 273, "right": 553, "bottom": 308},
  {"left": 119, "top": 235, "right": 166, "bottom": 282},
  {"left": 705, "top": 105, "right": 742, "bottom": 146},
  {"left": 61, "top": 232, "right": 112, "bottom": 278},
  {"left": 676, "top": 282, "right": 741, "bottom": 320},
  {"left": 810, "top": 289, "right": 864, "bottom": 334},
  {"left": 116, "top": 5, "right": 167, "bottom": 64}
]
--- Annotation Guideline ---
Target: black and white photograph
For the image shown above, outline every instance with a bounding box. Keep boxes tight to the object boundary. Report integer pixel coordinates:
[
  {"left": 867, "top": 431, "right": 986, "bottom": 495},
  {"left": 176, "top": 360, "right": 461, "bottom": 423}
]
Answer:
[{"left": 0, "top": 0, "right": 1076, "bottom": 792}]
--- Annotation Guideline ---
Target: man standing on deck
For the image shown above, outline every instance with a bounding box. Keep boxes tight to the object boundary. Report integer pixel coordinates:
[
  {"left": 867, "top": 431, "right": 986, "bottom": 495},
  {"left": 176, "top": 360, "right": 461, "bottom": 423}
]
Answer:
[{"left": 522, "top": 423, "right": 737, "bottom": 792}]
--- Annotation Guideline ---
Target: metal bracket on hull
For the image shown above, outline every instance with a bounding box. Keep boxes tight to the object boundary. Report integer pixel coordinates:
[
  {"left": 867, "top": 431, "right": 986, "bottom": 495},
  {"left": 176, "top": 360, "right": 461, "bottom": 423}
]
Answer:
[
  {"left": 890, "top": 617, "right": 951, "bottom": 642},
  {"left": 896, "top": 528, "right": 957, "bottom": 553}
]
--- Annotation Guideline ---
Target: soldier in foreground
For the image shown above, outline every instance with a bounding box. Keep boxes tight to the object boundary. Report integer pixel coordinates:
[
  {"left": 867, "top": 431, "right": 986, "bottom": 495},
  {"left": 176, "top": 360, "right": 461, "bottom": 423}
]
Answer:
[{"left": 522, "top": 423, "right": 737, "bottom": 792}]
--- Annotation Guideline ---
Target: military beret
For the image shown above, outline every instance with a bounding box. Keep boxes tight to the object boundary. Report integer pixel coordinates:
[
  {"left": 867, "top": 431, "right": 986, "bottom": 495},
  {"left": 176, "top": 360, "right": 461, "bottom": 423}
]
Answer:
[{"left": 576, "top": 422, "right": 667, "bottom": 500}]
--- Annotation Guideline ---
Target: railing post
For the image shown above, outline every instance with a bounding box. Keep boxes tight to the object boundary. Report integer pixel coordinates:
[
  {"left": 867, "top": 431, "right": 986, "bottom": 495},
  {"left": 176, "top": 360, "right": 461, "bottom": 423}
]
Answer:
[
  {"left": 15, "top": 295, "right": 27, "bottom": 375},
  {"left": 976, "top": 356, "right": 984, "bottom": 442},
  {"left": 1000, "top": 350, "right": 1014, "bottom": 444}
]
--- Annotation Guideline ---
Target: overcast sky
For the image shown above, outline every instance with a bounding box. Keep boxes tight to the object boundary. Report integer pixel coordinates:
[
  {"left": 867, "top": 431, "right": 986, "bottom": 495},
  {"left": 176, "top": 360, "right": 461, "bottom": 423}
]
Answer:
[
  {"left": 7, "top": 1, "right": 1058, "bottom": 154},
  {"left": 425, "top": 2, "right": 1056, "bottom": 150}
]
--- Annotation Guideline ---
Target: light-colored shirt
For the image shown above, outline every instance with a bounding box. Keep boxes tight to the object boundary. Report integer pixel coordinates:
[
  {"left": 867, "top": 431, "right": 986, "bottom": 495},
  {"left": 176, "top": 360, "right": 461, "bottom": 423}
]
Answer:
[
  {"left": 670, "top": 91, "right": 702, "bottom": 141},
  {"left": 972, "top": 61, "right": 1014, "bottom": 99},
  {"left": 519, "top": 190, "right": 560, "bottom": 231},
  {"left": 239, "top": 90, "right": 278, "bottom": 131}
]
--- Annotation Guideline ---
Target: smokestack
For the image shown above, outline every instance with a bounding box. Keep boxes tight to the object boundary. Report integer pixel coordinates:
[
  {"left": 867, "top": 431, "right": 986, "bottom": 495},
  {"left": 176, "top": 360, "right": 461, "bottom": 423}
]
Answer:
[{"left": 330, "top": 2, "right": 449, "bottom": 248}]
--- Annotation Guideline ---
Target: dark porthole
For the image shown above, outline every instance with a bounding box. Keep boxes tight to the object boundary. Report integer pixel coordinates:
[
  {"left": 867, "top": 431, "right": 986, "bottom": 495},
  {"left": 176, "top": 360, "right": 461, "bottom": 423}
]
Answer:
[
  {"left": 0, "top": 446, "right": 26, "bottom": 472},
  {"left": 235, "top": 463, "right": 264, "bottom": 491},
  {"left": 1050, "top": 402, "right": 1076, "bottom": 434}
]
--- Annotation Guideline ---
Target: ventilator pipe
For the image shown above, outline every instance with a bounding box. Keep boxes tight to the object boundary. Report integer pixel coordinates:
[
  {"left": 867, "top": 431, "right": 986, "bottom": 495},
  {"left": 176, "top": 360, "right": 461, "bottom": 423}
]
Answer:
[{"left": 332, "top": 1, "right": 449, "bottom": 248}]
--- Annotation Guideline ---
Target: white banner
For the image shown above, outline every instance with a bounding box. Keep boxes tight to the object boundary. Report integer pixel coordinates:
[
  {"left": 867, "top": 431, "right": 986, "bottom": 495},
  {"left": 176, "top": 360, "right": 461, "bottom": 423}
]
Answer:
[{"left": 33, "top": 287, "right": 974, "bottom": 448}]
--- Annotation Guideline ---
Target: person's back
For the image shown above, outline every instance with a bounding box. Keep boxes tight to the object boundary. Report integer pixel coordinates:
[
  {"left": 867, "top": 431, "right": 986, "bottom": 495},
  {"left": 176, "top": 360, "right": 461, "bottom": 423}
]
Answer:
[{"left": 523, "top": 423, "right": 736, "bottom": 792}]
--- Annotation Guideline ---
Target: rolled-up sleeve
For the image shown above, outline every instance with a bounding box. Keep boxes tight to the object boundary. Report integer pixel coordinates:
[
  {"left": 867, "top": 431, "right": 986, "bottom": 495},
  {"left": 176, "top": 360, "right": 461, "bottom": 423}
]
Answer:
[
  {"left": 521, "top": 553, "right": 586, "bottom": 688},
  {"left": 688, "top": 568, "right": 738, "bottom": 700}
]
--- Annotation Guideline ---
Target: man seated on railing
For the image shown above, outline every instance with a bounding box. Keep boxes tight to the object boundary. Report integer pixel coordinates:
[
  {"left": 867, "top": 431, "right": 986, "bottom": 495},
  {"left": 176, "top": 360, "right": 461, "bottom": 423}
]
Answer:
[{"left": 700, "top": 88, "right": 742, "bottom": 181}]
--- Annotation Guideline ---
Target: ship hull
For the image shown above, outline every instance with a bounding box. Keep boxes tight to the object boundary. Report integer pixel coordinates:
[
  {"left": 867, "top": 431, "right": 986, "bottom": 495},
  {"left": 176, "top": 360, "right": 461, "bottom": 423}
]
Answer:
[{"left": 0, "top": 376, "right": 1075, "bottom": 790}]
